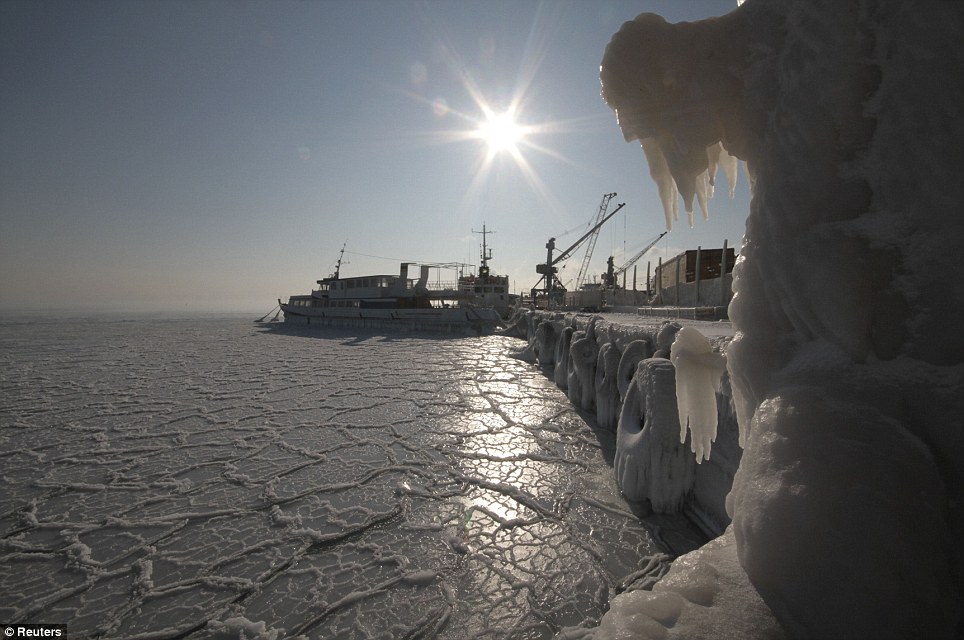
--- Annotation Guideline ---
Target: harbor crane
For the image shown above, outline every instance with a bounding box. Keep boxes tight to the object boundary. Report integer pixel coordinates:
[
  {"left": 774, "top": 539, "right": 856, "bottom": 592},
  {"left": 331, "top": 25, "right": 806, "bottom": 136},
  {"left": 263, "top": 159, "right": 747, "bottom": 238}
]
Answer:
[
  {"left": 601, "top": 231, "right": 668, "bottom": 288},
  {"left": 574, "top": 193, "right": 618, "bottom": 290},
  {"left": 531, "top": 197, "right": 625, "bottom": 308}
]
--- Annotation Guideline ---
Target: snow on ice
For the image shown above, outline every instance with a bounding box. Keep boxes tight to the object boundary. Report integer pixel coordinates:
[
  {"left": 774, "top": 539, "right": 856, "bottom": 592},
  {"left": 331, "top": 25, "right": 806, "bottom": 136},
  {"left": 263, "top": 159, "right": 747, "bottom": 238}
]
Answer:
[{"left": 600, "top": 0, "right": 964, "bottom": 637}]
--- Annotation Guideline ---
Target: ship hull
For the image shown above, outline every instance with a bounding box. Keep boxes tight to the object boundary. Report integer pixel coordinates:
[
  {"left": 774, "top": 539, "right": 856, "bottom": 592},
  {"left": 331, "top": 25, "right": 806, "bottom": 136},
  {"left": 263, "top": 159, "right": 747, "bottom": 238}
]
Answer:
[{"left": 280, "top": 304, "right": 502, "bottom": 335}]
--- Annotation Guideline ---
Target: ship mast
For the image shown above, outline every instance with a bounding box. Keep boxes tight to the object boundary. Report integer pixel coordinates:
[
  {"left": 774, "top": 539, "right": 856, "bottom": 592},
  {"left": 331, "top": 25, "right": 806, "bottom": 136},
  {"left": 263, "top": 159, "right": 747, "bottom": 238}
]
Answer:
[
  {"left": 332, "top": 241, "right": 347, "bottom": 279},
  {"left": 472, "top": 225, "right": 494, "bottom": 279}
]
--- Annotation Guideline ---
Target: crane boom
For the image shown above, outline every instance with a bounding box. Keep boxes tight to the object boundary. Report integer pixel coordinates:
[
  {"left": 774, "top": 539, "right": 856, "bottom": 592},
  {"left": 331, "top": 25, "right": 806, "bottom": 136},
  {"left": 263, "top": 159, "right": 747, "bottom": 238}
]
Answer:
[
  {"left": 552, "top": 202, "right": 625, "bottom": 266},
  {"left": 574, "top": 193, "right": 617, "bottom": 289},
  {"left": 613, "top": 231, "right": 667, "bottom": 276}
]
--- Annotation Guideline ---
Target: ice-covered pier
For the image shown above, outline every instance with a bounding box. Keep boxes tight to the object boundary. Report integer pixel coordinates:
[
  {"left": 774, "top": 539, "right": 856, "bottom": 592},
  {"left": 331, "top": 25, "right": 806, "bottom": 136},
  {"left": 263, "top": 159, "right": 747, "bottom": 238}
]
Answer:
[{"left": 503, "top": 310, "right": 741, "bottom": 538}]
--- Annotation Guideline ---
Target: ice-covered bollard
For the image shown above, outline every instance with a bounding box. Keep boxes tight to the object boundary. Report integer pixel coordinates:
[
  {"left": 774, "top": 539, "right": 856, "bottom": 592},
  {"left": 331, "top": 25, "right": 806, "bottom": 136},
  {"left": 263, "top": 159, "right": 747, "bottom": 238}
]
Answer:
[
  {"left": 617, "top": 339, "right": 654, "bottom": 402},
  {"left": 595, "top": 342, "right": 622, "bottom": 432},
  {"left": 654, "top": 321, "right": 682, "bottom": 359},
  {"left": 568, "top": 331, "right": 599, "bottom": 411},
  {"left": 615, "top": 358, "right": 695, "bottom": 511},
  {"left": 554, "top": 326, "right": 574, "bottom": 389},
  {"left": 500, "top": 308, "right": 531, "bottom": 340},
  {"left": 670, "top": 327, "right": 726, "bottom": 464},
  {"left": 527, "top": 319, "right": 556, "bottom": 367}
]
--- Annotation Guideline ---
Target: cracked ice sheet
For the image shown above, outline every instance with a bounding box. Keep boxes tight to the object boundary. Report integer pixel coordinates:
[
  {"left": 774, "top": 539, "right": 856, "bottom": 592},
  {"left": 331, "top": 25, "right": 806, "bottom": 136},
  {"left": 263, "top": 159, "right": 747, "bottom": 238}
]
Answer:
[{"left": 0, "top": 318, "right": 699, "bottom": 638}]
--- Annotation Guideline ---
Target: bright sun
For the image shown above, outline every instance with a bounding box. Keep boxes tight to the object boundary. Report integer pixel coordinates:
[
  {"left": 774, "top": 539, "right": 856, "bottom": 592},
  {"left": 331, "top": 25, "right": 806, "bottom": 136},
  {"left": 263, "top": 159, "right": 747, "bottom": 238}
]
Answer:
[{"left": 477, "top": 110, "right": 526, "bottom": 154}]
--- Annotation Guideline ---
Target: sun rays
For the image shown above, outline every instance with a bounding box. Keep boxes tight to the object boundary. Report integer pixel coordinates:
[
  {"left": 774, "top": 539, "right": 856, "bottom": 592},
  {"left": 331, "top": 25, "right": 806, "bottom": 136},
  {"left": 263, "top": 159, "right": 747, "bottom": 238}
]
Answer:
[
  {"left": 432, "top": 72, "right": 569, "bottom": 214},
  {"left": 387, "top": 5, "right": 602, "bottom": 215}
]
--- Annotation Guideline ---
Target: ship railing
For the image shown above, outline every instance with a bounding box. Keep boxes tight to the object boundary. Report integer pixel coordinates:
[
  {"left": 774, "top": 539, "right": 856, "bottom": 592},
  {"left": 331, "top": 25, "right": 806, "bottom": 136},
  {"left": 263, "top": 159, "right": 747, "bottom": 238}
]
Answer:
[{"left": 423, "top": 280, "right": 461, "bottom": 291}]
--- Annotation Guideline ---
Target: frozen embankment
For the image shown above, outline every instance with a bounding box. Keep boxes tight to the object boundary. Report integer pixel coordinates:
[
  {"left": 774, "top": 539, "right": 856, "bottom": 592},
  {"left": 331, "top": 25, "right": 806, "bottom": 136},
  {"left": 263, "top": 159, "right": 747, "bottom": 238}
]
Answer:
[
  {"left": 504, "top": 309, "right": 786, "bottom": 636},
  {"left": 503, "top": 310, "right": 739, "bottom": 539},
  {"left": 591, "top": 0, "right": 963, "bottom": 637}
]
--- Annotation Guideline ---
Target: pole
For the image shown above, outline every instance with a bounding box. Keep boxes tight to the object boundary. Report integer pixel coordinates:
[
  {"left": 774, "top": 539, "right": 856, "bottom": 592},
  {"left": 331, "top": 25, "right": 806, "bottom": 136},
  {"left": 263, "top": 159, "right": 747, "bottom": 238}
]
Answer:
[
  {"left": 721, "top": 239, "right": 729, "bottom": 308},
  {"left": 695, "top": 246, "right": 702, "bottom": 306},
  {"left": 657, "top": 257, "right": 662, "bottom": 303}
]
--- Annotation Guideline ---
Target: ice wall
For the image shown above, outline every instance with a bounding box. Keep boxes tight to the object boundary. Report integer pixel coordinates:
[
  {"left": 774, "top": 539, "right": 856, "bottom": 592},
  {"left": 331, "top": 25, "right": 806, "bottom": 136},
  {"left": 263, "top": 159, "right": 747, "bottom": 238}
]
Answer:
[{"left": 600, "top": 0, "right": 964, "bottom": 637}]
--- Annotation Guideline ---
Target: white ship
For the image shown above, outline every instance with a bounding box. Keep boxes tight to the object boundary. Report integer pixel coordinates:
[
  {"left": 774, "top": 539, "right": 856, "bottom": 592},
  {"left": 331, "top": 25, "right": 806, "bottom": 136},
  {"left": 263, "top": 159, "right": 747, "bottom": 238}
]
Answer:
[{"left": 278, "top": 243, "right": 506, "bottom": 334}]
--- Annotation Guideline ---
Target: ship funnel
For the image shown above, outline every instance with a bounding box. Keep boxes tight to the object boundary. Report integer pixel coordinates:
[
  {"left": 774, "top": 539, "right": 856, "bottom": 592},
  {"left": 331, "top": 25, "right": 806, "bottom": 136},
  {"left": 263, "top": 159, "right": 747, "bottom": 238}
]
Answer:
[{"left": 415, "top": 265, "right": 431, "bottom": 293}]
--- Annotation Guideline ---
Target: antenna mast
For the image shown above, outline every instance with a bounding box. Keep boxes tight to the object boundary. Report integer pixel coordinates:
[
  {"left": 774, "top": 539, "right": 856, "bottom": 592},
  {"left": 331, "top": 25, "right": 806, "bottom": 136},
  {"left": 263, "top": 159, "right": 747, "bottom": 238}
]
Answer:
[
  {"left": 332, "top": 241, "right": 347, "bottom": 279},
  {"left": 472, "top": 225, "right": 494, "bottom": 278}
]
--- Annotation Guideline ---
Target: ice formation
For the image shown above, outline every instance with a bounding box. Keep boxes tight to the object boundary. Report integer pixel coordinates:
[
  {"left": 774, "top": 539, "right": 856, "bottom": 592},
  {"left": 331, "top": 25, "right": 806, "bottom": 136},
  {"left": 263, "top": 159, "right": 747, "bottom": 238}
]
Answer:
[
  {"left": 554, "top": 325, "right": 574, "bottom": 389},
  {"left": 594, "top": 342, "right": 622, "bottom": 432},
  {"left": 615, "top": 358, "right": 695, "bottom": 511},
  {"left": 601, "top": 0, "right": 964, "bottom": 637},
  {"left": 509, "top": 310, "right": 739, "bottom": 534},
  {"left": 520, "top": 315, "right": 556, "bottom": 366},
  {"left": 669, "top": 327, "right": 726, "bottom": 464},
  {"left": 568, "top": 327, "right": 599, "bottom": 411},
  {"left": 615, "top": 339, "right": 652, "bottom": 402},
  {"left": 586, "top": 528, "right": 784, "bottom": 640},
  {"left": 600, "top": 12, "right": 746, "bottom": 230}
]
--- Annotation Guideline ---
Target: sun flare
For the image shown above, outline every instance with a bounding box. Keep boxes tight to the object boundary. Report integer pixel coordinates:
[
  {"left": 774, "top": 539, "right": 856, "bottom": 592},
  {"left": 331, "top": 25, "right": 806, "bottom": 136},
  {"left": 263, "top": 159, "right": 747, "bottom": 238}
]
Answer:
[
  {"left": 477, "top": 110, "right": 527, "bottom": 154},
  {"left": 394, "top": 12, "right": 580, "bottom": 214}
]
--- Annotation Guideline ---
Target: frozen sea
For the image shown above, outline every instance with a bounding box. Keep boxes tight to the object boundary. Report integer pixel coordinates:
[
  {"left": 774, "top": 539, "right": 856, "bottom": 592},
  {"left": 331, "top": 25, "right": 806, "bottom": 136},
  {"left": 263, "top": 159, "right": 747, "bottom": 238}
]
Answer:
[{"left": 0, "top": 316, "right": 703, "bottom": 639}]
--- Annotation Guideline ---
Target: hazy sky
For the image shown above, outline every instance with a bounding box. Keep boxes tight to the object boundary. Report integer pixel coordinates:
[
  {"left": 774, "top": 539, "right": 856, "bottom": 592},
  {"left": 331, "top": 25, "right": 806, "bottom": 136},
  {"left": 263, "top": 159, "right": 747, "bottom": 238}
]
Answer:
[{"left": 1, "top": 0, "right": 749, "bottom": 313}]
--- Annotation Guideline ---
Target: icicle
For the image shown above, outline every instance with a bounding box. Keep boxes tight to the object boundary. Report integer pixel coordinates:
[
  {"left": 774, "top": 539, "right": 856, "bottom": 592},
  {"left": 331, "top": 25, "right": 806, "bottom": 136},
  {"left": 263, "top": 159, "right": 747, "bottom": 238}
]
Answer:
[
  {"left": 719, "top": 145, "right": 739, "bottom": 197},
  {"left": 670, "top": 327, "right": 726, "bottom": 463},
  {"left": 641, "top": 138, "right": 679, "bottom": 230}
]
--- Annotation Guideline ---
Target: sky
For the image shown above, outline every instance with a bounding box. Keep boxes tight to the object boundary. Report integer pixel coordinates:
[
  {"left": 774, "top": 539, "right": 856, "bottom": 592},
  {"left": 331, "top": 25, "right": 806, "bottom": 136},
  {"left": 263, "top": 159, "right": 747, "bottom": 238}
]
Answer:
[{"left": 0, "top": 0, "right": 749, "bottom": 314}]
